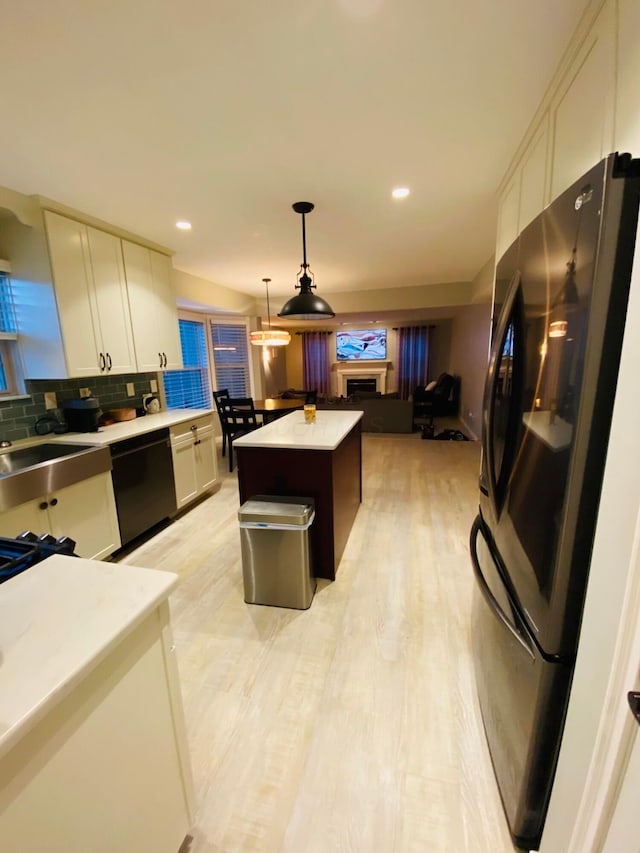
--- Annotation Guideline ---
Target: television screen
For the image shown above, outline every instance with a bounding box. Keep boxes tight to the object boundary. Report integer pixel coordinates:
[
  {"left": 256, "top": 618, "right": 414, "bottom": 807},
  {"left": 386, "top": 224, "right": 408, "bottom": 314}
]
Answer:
[{"left": 336, "top": 329, "right": 387, "bottom": 360}]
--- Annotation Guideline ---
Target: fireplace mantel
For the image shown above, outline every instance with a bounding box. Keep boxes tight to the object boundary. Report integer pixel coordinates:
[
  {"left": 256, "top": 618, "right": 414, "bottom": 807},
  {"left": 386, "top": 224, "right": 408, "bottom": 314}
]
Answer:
[{"left": 334, "top": 361, "right": 391, "bottom": 396}]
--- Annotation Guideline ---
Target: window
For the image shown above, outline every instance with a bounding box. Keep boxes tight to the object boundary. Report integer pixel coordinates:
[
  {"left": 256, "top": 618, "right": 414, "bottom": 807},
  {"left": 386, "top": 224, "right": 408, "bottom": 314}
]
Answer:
[
  {"left": 211, "top": 323, "right": 250, "bottom": 396},
  {"left": 164, "top": 314, "right": 253, "bottom": 410},
  {"left": 0, "top": 266, "right": 22, "bottom": 397},
  {"left": 164, "top": 318, "right": 212, "bottom": 409}
]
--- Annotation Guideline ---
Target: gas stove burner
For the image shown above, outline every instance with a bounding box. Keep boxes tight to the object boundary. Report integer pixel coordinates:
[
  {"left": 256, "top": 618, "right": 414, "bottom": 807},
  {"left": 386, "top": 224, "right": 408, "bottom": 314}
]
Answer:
[{"left": 0, "top": 531, "right": 77, "bottom": 584}]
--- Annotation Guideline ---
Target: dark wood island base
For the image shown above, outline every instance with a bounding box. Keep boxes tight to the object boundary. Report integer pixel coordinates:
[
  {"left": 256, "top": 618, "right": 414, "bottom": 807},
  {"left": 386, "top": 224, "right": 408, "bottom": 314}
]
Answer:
[{"left": 236, "top": 415, "right": 362, "bottom": 580}]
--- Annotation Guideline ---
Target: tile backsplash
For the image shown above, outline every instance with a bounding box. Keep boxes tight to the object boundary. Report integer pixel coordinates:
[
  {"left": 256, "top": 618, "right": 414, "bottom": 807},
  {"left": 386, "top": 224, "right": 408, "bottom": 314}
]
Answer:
[{"left": 0, "top": 373, "right": 159, "bottom": 441}]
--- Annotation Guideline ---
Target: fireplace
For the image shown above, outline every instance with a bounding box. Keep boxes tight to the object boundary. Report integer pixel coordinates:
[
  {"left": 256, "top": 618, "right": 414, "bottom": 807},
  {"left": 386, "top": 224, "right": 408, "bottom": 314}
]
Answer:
[
  {"left": 335, "top": 362, "right": 390, "bottom": 396},
  {"left": 347, "top": 378, "right": 377, "bottom": 395}
]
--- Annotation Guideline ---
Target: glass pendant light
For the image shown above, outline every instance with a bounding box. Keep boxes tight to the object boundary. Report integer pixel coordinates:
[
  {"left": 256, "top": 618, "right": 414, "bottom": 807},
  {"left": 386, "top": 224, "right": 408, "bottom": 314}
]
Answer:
[{"left": 249, "top": 278, "right": 291, "bottom": 347}]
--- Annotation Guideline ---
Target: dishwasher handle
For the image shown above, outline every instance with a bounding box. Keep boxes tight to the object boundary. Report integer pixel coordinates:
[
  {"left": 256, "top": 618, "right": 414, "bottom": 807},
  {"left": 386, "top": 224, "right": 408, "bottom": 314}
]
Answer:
[{"left": 110, "top": 430, "right": 171, "bottom": 461}]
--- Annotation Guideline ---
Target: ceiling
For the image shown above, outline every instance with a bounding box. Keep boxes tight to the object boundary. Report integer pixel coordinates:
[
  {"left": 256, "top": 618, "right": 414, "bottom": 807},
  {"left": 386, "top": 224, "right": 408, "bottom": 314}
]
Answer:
[{"left": 2, "top": 1, "right": 590, "bottom": 317}]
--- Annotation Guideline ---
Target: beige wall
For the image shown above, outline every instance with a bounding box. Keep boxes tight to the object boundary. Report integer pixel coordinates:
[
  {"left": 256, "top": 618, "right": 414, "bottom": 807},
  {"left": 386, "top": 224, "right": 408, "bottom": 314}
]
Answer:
[
  {"left": 173, "top": 267, "right": 258, "bottom": 316},
  {"left": 470, "top": 254, "right": 495, "bottom": 305},
  {"left": 284, "top": 334, "right": 304, "bottom": 390},
  {"left": 449, "top": 303, "right": 491, "bottom": 439},
  {"left": 261, "top": 345, "right": 288, "bottom": 397},
  {"left": 427, "top": 322, "right": 452, "bottom": 381},
  {"left": 279, "top": 320, "right": 461, "bottom": 398}
]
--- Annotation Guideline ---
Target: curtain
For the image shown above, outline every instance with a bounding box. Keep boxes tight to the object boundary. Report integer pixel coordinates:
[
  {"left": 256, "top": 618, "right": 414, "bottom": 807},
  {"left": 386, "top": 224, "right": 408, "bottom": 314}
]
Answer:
[
  {"left": 396, "top": 326, "right": 430, "bottom": 399},
  {"left": 301, "top": 331, "right": 332, "bottom": 397}
]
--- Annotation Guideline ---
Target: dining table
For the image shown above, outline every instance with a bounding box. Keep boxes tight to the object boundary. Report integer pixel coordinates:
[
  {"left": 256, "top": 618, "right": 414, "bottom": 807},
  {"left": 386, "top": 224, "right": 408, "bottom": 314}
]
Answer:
[{"left": 252, "top": 398, "right": 305, "bottom": 421}]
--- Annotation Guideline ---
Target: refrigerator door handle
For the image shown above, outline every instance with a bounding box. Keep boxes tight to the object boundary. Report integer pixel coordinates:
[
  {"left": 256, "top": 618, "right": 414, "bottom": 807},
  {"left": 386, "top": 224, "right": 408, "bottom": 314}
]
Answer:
[
  {"left": 628, "top": 692, "right": 640, "bottom": 725},
  {"left": 470, "top": 516, "right": 536, "bottom": 660},
  {"left": 483, "top": 272, "right": 524, "bottom": 517}
]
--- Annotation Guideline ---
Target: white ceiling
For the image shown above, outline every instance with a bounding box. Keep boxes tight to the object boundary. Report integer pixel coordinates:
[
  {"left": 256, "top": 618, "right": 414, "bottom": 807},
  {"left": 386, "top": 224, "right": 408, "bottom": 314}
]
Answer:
[{"left": 2, "top": 0, "right": 589, "bottom": 310}]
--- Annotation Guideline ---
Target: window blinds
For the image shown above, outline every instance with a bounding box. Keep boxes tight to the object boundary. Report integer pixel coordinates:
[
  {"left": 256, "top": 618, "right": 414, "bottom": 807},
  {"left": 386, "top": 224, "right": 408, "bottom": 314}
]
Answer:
[
  {"left": 164, "top": 319, "right": 212, "bottom": 409},
  {"left": 0, "top": 271, "right": 17, "bottom": 394},
  {"left": 211, "top": 323, "right": 249, "bottom": 397}
]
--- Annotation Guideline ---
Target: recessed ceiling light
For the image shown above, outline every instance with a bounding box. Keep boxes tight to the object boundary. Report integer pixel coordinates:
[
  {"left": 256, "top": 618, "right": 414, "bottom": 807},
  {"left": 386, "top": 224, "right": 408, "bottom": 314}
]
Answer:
[
  {"left": 175, "top": 220, "right": 192, "bottom": 230},
  {"left": 392, "top": 187, "right": 410, "bottom": 199}
]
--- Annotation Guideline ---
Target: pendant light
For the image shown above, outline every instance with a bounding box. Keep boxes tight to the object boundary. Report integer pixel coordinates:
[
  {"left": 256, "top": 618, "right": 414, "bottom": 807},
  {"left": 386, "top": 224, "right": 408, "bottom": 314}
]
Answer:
[
  {"left": 250, "top": 278, "right": 291, "bottom": 347},
  {"left": 278, "top": 201, "right": 335, "bottom": 320}
]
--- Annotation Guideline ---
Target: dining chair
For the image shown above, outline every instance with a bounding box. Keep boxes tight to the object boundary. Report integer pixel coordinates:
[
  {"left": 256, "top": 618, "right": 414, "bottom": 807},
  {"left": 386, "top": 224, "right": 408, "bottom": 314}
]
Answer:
[
  {"left": 212, "top": 389, "right": 231, "bottom": 457},
  {"left": 219, "top": 397, "right": 261, "bottom": 472}
]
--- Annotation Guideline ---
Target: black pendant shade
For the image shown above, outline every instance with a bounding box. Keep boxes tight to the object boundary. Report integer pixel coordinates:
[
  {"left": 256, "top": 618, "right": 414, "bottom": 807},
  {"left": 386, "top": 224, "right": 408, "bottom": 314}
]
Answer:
[{"left": 278, "top": 201, "right": 335, "bottom": 320}]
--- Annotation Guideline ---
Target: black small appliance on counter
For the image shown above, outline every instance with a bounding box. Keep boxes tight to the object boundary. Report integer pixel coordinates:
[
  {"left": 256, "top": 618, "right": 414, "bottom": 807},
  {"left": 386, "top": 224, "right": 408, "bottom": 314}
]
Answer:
[
  {"left": 62, "top": 397, "right": 101, "bottom": 432},
  {"left": 0, "top": 531, "right": 77, "bottom": 584}
]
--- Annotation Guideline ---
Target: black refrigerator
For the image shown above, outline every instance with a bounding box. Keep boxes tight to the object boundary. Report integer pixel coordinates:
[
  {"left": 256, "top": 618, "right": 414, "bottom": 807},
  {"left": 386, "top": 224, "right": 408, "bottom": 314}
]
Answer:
[{"left": 470, "top": 152, "right": 640, "bottom": 850}]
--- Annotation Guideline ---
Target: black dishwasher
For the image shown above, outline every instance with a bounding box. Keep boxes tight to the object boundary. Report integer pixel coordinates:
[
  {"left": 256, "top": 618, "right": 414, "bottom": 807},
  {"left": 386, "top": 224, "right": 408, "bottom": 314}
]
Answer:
[{"left": 110, "top": 428, "right": 176, "bottom": 547}]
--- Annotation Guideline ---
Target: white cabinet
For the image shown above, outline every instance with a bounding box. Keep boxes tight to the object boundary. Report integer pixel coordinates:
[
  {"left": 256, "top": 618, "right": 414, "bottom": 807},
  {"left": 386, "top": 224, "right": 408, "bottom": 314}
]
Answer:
[
  {"left": 548, "top": 1, "right": 615, "bottom": 202},
  {"left": 43, "top": 211, "right": 137, "bottom": 377},
  {"left": 0, "top": 472, "right": 121, "bottom": 560},
  {"left": 122, "top": 240, "right": 182, "bottom": 371},
  {"left": 0, "top": 560, "right": 194, "bottom": 853},
  {"left": 170, "top": 414, "right": 218, "bottom": 510}
]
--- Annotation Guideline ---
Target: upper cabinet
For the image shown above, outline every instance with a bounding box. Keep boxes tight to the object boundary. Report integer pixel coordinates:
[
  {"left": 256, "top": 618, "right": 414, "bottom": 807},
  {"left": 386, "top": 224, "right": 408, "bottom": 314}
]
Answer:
[
  {"left": 548, "top": 1, "right": 615, "bottom": 201},
  {"left": 495, "top": 1, "right": 616, "bottom": 266},
  {"left": 122, "top": 240, "right": 182, "bottom": 371},
  {"left": 44, "top": 211, "right": 137, "bottom": 377},
  {"left": 15, "top": 208, "right": 180, "bottom": 379}
]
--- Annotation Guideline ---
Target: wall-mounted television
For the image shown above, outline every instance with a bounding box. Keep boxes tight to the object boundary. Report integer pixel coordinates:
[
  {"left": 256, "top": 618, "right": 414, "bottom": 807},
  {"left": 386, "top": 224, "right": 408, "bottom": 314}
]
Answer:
[{"left": 336, "top": 328, "right": 387, "bottom": 361}]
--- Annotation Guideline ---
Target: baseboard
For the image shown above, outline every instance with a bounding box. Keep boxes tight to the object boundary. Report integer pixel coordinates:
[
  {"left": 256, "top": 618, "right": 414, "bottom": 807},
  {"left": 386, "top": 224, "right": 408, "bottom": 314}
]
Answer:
[{"left": 459, "top": 415, "right": 479, "bottom": 441}]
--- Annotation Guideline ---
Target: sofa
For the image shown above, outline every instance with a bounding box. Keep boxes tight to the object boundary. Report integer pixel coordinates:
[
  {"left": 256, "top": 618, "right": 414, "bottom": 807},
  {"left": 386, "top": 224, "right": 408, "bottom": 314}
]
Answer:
[{"left": 317, "top": 393, "right": 414, "bottom": 433}]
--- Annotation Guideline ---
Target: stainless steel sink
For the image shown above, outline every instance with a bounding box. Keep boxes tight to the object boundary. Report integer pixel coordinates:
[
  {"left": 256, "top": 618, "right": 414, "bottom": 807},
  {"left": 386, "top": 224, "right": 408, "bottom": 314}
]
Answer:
[{"left": 0, "top": 443, "right": 112, "bottom": 512}]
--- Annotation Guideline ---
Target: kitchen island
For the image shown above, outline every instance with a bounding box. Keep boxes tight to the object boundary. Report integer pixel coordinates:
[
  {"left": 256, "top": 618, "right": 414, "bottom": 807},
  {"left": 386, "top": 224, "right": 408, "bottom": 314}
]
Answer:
[
  {"left": 234, "top": 409, "right": 363, "bottom": 580},
  {"left": 0, "top": 555, "right": 194, "bottom": 852}
]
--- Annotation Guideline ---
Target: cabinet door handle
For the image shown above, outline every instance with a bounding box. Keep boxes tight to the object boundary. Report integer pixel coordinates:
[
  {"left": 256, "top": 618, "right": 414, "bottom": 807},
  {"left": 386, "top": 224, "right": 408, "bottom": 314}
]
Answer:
[
  {"left": 49, "top": 497, "right": 58, "bottom": 507},
  {"left": 162, "top": 352, "right": 167, "bottom": 368},
  {"left": 39, "top": 501, "right": 48, "bottom": 510},
  {"left": 158, "top": 352, "right": 163, "bottom": 368},
  {"left": 99, "top": 352, "right": 106, "bottom": 371},
  {"left": 106, "top": 352, "right": 113, "bottom": 371}
]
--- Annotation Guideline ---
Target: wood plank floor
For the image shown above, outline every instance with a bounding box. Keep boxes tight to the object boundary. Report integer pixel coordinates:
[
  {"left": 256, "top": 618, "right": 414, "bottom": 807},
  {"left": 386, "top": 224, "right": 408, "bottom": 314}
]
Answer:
[{"left": 119, "top": 432, "right": 517, "bottom": 853}]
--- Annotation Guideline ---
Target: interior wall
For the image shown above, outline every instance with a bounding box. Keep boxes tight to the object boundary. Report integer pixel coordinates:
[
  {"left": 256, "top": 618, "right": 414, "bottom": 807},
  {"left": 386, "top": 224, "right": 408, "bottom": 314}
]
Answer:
[
  {"left": 449, "top": 303, "right": 491, "bottom": 439},
  {"left": 173, "top": 267, "right": 258, "bottom": 316},
  {"left": 280, "top": 321, "right": 460, "bottom": 397},
  {"left": 261, "top": 346, "right": 288, "bottom": 397},
  {"left": 428, "top": 321, "right": 452, "bottom": 380},
  {"left": 284, "top": 334, "right": 304, "bottom": 390},
  {"left": 470, "top": 254, "right": 496, "bottom": 304}
]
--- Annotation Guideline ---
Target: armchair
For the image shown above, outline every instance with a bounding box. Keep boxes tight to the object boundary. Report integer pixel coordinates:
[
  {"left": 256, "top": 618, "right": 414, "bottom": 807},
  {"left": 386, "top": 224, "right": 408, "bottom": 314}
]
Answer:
[{"left": 413, "top": 373, "right": 460, "bottom": 424}]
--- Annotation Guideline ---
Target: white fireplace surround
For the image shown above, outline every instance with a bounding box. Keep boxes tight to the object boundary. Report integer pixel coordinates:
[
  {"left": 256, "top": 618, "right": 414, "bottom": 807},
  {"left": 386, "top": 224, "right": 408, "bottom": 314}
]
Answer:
[{"left": 335, "top": 361, "right": 390, "bottom": 396}]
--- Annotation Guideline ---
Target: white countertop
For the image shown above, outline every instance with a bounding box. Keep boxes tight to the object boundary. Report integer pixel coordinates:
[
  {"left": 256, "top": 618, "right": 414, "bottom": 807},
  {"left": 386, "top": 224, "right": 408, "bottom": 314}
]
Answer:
[
  {"left": 48, "top": 408, "right": 214, "bottom": 446},
  {"left": 0, "top": 555, "right": 177, "bottom": 760},
  {"left": 233, "top": 409, "right": 363, "bottom": 451}
]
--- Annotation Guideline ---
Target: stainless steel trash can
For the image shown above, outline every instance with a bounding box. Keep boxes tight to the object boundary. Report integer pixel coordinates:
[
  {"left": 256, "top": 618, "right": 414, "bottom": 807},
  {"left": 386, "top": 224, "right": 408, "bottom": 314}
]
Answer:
[{"left": 238, "top": 498, "right": 316, "bottom": 609}]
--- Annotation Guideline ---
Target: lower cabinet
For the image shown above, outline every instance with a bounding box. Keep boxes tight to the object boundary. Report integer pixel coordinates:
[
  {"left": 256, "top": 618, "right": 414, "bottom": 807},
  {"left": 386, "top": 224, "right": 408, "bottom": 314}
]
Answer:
[
  {"left": 170, "top": 414, "right": 218, "bottom": 510},
  {"left": 0, "top": 472, "right": 121, "bottom": 559},
  {"left": 0, "top": 594, "right": 194, "bottom": 853}
]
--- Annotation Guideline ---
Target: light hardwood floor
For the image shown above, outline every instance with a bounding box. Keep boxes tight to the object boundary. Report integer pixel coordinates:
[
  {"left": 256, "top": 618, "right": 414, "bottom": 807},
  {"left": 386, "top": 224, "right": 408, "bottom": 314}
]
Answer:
[{"left": 119, "top": 432, "right": 518, "bottom": 853}]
